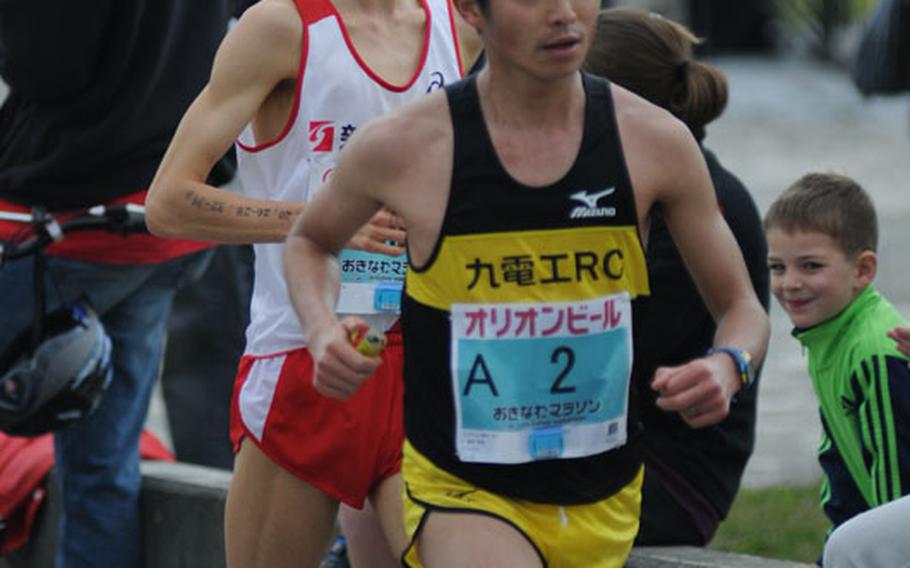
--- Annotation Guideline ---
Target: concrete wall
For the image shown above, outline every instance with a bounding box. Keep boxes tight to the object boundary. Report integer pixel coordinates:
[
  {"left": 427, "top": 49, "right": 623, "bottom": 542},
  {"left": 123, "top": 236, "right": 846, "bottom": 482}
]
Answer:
[
  {"left": 0, "top": 462, "right": 800, "bottom": 568},
  {"left": 141, "top": 462, "right": 231, "bottom": 568}
]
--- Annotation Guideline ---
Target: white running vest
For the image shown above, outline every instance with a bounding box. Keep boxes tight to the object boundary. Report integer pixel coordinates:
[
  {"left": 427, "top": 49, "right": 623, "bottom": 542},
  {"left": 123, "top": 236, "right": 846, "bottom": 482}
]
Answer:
[{"left": 236, "top": 0, "right": 463, "bottom": 356}]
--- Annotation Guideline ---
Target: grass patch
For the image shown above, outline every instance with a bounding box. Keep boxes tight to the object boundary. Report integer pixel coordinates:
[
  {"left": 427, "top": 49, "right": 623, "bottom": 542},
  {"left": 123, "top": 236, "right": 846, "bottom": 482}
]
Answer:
[
  {"left": 775, "top": 0, "right": 877, "bottom": 26},
  {"left": 709, "top": 484, "right": 830, "bottom": 563}
]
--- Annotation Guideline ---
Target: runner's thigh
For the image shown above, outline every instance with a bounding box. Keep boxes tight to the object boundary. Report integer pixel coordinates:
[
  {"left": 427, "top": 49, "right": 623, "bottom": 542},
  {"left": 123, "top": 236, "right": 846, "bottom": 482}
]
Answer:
[
  {"left": 419, "top": 511, "right": 543, "bottom": 568},
  {"left": 225, "top": 440, "right": 339, "bottom": 568}
]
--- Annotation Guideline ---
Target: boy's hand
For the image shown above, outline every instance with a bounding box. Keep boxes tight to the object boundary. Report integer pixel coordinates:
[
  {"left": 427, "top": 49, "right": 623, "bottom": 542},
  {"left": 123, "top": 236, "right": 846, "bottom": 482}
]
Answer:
[
  {"left": 887, "top": 326, "right": 910, "bottom": 358},
  {"left": 307, "top": 317, "right": 383, "bottom": 400},
  {"left": 651, "top": 354, "right": 741, "bottom": 428}
]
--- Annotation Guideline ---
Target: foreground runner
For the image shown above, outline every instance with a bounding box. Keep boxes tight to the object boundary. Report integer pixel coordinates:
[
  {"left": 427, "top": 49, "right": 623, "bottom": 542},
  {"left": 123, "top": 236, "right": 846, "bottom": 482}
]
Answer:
[
  {"left": 285, "top": 0, "right": 769, "bottom": 565},
  {"left": 147, "top": 0, "right": 477, "bottom": 566}
]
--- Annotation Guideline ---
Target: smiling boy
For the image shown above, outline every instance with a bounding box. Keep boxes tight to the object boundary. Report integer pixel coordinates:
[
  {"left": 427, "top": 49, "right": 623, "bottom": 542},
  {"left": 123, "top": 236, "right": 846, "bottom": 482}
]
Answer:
[{"left": 764, "top": 172, "right": 910, "bottom": 564}]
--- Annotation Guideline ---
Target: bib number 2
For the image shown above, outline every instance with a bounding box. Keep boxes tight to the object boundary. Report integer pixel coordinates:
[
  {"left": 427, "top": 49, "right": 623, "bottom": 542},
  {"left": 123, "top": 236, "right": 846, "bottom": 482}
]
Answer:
[{"left": 450, "top": 293, "right": 633, "bottom": 464}]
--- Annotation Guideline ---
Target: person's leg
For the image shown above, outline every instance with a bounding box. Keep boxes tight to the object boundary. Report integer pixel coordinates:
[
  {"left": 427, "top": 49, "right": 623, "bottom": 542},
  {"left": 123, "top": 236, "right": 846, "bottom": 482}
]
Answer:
[
  {"left": 339, "top": 329, "right": 407, "bottom": 568},
  {"left": 225, "top": 440, "right": 339, "bottom": 568},
  {"left": 400, "top": 437, "right": 641, "bottom": 568},
  {"left": 161, "top": 244, "right": 252, "bottom": 469},
  {"left": 418, "top": 512, "right": 543, "bottom": 568},
  {"left": 635, "top": 466, "right": 711, "bottom": 546},
  {"left": 47, "top": 253, "right": 205, "bottom": 567},
  {"left": 399, "top": 439, "right": 544, "bottom": 568},
  {"left": 0, "top": 256, "right": 40, "bottom": 352},
  {"left": 226, "top": 336, "right": 405, "bottom": 568},
  {"left": 822, "top": 495, "right": 910, "bottom": 568},
  {"left": 341, "top": 473, "right": 404, "bottom": 568}
]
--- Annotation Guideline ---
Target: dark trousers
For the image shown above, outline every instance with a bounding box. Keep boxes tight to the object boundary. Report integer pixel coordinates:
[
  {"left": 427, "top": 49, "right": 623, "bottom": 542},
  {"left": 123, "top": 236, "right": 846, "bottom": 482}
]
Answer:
[
  {"left": 635, "top": 465, "right": 719, "bottom": 546},
  {"left": 160, "top": 244, "right": 253, "bottom": 470}
]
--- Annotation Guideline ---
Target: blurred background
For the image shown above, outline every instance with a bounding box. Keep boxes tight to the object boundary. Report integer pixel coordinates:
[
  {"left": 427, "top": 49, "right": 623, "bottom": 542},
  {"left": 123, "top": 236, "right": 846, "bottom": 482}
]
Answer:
[{"left": 611, "top": 0, "right": 880, "bottom": 61}]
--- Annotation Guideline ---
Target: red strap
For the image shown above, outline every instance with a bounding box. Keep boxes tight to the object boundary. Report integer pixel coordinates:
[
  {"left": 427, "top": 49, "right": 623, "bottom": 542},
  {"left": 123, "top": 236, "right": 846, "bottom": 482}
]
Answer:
[
  {"left": 295, "top": 0, "right": 333, "bottom": 24},
  {"left": 0, "top": 193, "right": 212, "bottom": 265}
]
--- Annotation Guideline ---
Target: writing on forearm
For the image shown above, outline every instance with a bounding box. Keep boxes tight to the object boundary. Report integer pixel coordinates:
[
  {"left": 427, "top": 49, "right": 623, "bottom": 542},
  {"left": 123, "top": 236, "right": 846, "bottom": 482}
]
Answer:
[
  {"left": 236, "top": 206, "right": 294, "bottom": 221},
  {"left": 184, "top": 190, "right": 226, "bottom": 214},
  {"left": 183, "top": 190, "right": 296, "bottom": 222}
]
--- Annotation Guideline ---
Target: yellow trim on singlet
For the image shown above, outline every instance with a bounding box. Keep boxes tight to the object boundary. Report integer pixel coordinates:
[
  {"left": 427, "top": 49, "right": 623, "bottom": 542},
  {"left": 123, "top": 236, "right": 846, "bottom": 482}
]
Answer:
[
  {"left": 400, "top": 439, "right": 642, "bottom": 567},
  {"left": 407, "top": 226, "right": 649, "bottom": 311}
]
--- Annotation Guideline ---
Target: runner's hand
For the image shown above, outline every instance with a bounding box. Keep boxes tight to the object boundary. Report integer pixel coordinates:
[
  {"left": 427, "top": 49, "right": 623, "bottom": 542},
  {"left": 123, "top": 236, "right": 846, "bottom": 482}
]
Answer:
[
  {"left": 346, "top": 208, "right": 406, "bottom": 256},
  {"left": 651, "top": 354, "right": 740, "bottom": 428},
  {"left": 308, "top": 317, "right": 383, "bottom": 400}
]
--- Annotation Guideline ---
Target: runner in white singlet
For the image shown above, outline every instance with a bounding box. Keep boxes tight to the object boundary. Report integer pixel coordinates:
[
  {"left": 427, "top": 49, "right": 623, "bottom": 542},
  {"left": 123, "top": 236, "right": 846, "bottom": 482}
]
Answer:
[{"left": 146, "top": 1, "right": 480, "bottom": 566}]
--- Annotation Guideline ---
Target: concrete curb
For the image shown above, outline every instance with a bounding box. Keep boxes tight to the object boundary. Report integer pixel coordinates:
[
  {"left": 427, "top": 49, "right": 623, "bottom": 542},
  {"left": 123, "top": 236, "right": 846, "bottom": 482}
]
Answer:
[
  {"left": 1, "top": 462, "right": 800, "bottom": 567},
  {"left": 627, "top": 547, "right": 799, "bottom": 567},
  {"left": 141, "top": 461, "right": 231, "bottom": 568},
  {"left": 138, "top": 462, "right": 797, "bottom": 568}
]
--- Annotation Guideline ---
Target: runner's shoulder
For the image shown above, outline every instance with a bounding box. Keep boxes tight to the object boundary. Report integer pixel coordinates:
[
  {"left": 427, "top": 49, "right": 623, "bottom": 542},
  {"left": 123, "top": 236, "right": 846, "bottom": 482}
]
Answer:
[
  {"left": 342, "top": 91, "right": 452, "bottom": 179},
  {"left": 610, "top": 83, "right": 692, "bottom": 154},
  {"left": 232, "top": 0, "right": 303, "bottom": 55},
  {"left": 211, "top": 0, "right": 302, "bottom": 90}
]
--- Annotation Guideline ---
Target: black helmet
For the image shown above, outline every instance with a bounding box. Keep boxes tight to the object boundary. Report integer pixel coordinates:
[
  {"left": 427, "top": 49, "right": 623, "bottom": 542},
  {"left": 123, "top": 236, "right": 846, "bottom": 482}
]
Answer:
[{"left": 0, "top": 302, "right": 112, "bottom": 436}]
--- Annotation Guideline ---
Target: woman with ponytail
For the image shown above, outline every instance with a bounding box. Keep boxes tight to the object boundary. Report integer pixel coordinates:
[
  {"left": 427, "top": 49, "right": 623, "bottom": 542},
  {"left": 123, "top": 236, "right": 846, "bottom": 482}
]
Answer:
[{"left": 584, "top": 8, "right": 771, "bottom": 546}]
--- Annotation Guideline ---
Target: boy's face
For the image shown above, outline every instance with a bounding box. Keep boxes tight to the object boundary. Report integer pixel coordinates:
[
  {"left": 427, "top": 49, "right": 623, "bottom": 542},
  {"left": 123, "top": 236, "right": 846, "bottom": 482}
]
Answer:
[{"left": 766, "top": 228, "right": 866, "bottom": 329}]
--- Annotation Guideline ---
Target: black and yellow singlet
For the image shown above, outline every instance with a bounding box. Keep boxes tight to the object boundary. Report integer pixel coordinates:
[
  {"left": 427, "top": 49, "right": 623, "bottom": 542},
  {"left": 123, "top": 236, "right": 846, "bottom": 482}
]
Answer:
[{"left": 402, "top": 72, "right": 649, "bottom": 505}]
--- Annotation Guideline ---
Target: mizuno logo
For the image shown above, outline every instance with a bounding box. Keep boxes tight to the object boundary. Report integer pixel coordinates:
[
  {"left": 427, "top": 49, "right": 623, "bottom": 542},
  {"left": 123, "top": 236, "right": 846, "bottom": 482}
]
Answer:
[
  {"left": 571, "top": 188, "right": 615, "bottom": 208},
  {"left": 569, "top": 188, "right": 617, "bottom": 219}
]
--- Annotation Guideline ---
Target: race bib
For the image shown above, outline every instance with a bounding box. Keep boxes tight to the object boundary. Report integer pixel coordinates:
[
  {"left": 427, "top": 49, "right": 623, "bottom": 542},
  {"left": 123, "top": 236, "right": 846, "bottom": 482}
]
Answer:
[
  {"left": 308, "top": 156, "right": 407, "bottom": 314},
  {"left": 335, "top": 252, "right": 407, "bottom": 314},
  {"left": 450, "top": 293, "right": 632, "bottom": 464}
]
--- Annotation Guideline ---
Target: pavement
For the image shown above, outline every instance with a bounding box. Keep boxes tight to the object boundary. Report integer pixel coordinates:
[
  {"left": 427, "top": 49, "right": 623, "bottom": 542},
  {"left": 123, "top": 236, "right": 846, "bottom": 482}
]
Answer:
[{"left": 3, "top": 54, "right": 910, "bottom": 489}]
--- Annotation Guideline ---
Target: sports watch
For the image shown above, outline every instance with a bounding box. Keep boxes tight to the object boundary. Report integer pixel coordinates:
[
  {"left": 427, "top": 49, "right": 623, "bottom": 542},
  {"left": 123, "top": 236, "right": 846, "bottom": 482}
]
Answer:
[{"left": 706, "top": 347, "right": 755, "bottom": 389}]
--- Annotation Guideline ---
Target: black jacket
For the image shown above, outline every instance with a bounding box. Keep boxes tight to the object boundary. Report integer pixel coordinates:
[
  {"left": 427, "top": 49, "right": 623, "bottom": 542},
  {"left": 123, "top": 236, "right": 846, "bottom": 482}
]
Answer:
[
  {"left": 632, "top": 147, "right": 770, "bottom": 520},
  {"left": 0, "top": 0, "right": 237, "bottom": 210}
]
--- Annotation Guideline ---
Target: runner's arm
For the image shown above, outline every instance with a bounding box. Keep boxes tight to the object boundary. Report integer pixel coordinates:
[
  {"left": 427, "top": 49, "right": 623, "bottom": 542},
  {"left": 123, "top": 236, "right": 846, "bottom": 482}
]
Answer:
[
  {"left": 146, "top": 1, "right": 304, "bottom": 244},
  {"left": 284, "top": 120, "right": 400, "bottom": 398},
  {"left": 660, "top": 126, "right": 768, "bottom": 361},
  {"left": 632, "top": 113, "right": 769, "bottom": 427}
]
